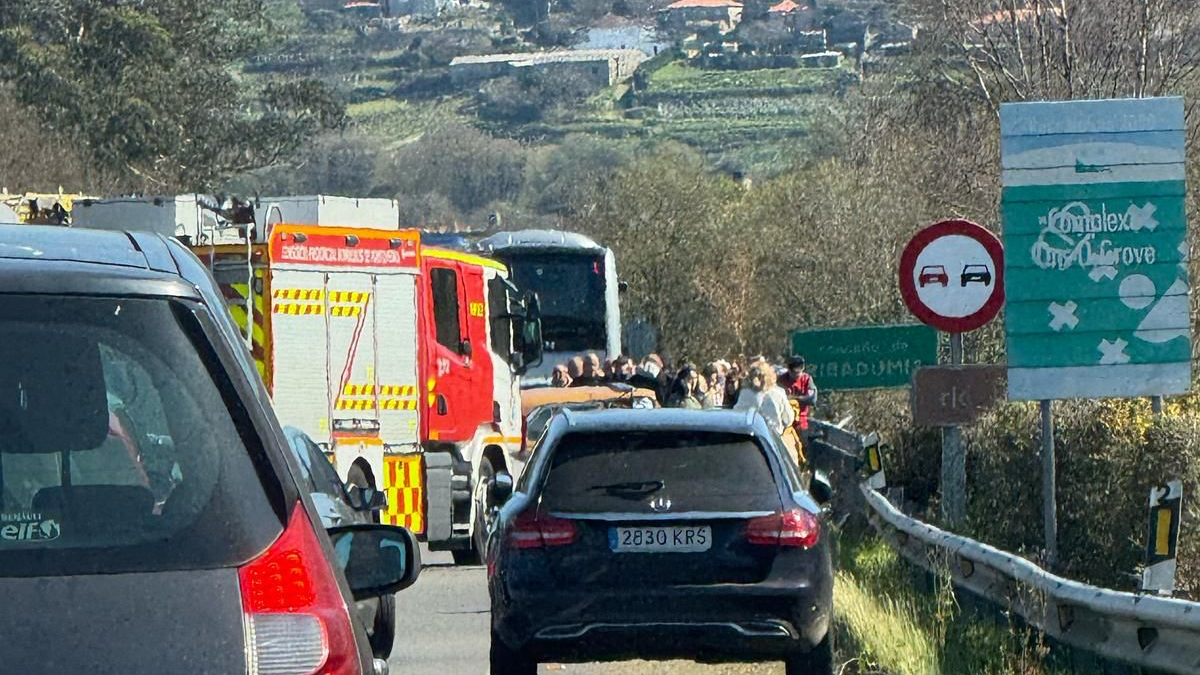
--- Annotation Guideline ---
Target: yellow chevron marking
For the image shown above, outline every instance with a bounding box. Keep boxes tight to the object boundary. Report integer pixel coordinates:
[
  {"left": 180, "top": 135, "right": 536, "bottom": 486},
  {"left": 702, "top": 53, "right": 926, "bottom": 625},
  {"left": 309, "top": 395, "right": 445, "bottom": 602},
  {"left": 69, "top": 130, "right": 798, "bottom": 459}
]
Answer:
[
  {"left": 272, "top": 288, "right": 325, "bottom": 301},
  {"left": 328, "top": 291, "right": 371, "bottom": 304},
  {"left": 342, "top": 383, "right": 419, "bottom": 395}
]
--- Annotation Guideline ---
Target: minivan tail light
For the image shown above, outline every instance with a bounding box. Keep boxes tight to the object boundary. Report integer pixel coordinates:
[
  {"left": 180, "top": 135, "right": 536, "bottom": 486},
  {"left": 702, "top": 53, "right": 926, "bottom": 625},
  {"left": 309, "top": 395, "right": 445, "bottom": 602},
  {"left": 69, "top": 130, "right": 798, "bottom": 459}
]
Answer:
[
  {"left": 510, "top": 510, "right": 578, "bottom": 549},
  {"left": 745, "top": 510, "right": 820, "bottom": 549},
  {"left": 240, "top": 503, "right": 360, "bottom": 675}
]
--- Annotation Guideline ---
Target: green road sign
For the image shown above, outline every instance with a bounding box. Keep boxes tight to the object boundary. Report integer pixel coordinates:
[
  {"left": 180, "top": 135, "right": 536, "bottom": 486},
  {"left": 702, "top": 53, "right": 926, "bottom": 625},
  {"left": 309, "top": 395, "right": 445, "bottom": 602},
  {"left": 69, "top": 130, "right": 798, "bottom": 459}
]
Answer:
[
  {"left": 1001, "top": 98, "right": 1192, "bottom": 400},
  {"left": 790, "top": 324, "right": 938, "bottom": 391}
]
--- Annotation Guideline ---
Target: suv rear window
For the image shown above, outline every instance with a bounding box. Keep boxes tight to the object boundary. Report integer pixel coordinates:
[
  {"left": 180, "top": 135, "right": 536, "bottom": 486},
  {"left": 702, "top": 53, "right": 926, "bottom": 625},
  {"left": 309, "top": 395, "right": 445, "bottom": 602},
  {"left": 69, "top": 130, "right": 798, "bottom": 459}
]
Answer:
[
  {"left": 540, "top": 431, "right": 780, "bottom": 513},
  {"left": 0, "top": 295, "right": 281, "bottom": 576}
]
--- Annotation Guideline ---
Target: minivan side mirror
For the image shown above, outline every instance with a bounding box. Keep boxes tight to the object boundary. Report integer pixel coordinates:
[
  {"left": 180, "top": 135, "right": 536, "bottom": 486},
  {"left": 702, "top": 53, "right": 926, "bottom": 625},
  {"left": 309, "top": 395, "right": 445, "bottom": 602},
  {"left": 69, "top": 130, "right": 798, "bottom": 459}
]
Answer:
[
  {"left": 327, "top": 524, "right": 421, "bottom": 600},
  {"left": 809, "top": 470, "right": 833, "bottom": 506},
  {"left": 345, "top": 484, "right": 388, "bottom": 512}
]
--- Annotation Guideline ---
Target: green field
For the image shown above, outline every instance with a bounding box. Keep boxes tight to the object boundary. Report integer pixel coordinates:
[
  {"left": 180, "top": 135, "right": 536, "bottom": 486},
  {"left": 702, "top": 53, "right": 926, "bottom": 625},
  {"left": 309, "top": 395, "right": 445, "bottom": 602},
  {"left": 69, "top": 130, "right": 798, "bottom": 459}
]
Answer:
[
  {"left": 648, "top": 62, "right": 856, "bottom": 92},
  {"left": 628, "top": 63, "right": 854, "bottom": 175},
  {"left": 346, "top": 97, "right": 471, "bottom": 143}
]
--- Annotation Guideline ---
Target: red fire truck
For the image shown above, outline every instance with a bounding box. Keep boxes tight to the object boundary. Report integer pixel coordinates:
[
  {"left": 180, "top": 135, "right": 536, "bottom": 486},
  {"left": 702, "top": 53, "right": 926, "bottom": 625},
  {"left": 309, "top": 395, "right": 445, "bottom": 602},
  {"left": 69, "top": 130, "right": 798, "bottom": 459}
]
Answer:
[
  {"left": 223, "top": 225, "right": 542, "bottom": 562},
  {"left": 71, "top": 197, "right": 541, "bottom": 562}
]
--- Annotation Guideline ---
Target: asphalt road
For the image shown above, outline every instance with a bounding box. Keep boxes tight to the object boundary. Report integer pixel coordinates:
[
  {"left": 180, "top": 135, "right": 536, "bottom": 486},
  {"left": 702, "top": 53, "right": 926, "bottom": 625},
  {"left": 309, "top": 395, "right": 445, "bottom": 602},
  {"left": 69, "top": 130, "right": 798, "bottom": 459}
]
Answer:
[{"left": 388, "top": 549, "right": 782, "bottom": 675}]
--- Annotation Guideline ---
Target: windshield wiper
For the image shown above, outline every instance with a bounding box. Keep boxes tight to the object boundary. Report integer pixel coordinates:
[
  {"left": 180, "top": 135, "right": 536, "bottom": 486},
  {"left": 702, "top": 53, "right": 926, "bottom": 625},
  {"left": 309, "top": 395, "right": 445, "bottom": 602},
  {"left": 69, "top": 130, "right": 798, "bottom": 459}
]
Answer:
[{"left": 588, "top": 480, "right": 665, "bottom": 499}]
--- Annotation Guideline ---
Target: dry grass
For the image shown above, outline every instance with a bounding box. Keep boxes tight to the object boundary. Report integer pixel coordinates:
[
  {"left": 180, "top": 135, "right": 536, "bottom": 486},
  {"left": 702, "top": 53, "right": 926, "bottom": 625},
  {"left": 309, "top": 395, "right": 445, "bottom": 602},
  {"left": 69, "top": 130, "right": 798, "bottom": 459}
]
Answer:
[{"left": 835, "top": 570, "right": 940, "bottom": 675}]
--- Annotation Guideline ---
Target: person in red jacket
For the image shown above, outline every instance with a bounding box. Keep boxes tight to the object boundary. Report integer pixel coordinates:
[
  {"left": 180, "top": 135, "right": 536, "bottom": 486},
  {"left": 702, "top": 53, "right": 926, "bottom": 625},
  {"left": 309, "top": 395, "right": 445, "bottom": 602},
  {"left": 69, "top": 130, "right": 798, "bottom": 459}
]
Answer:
[{"left": 778, "top": 355, "right": 817, "bottom": 442}]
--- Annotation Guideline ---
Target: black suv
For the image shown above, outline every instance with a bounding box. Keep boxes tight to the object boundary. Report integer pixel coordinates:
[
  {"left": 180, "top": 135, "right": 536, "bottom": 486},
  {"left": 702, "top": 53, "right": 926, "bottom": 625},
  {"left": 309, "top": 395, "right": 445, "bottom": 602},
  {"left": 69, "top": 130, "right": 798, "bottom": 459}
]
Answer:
[
  {"left": 486, "top": 408, "right": 835, "bottom": 675},
  {"left": 0, "top": 225, "right": 418, "bottom": 675}
]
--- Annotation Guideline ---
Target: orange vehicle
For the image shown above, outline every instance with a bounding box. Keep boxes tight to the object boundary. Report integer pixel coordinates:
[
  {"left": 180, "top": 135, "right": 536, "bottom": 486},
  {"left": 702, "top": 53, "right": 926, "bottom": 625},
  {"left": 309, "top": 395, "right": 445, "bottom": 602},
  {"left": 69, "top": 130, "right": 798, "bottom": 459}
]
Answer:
[{"left": 520, "top": 383, "right": 658, "bottom": 417}]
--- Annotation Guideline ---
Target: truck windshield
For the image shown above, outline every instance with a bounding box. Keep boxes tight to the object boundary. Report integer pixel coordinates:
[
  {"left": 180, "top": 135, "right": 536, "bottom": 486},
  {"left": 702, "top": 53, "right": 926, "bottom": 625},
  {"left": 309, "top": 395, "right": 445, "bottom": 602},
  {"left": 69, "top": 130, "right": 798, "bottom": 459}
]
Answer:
[{"left": 501, "top": 251, "right": 607, "bottom": 352}]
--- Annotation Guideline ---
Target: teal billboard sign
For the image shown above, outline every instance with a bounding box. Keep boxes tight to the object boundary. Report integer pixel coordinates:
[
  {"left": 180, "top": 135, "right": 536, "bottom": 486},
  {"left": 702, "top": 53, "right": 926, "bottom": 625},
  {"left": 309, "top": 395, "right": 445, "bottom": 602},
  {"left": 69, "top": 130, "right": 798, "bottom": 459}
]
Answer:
[
  {"left": 790, "top": 324, "right": 938, "bottom": 391},
  {"left": 1001, "top": 97, "right": 1191, "bottom": 400}
]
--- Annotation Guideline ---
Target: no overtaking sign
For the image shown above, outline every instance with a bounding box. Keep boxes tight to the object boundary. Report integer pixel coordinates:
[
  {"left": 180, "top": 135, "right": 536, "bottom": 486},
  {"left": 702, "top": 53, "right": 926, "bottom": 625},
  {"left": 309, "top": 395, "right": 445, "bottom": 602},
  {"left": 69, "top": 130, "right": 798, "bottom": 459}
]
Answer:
[{"left": 899, "top": 219, "right": 1005, "bottom": 333}]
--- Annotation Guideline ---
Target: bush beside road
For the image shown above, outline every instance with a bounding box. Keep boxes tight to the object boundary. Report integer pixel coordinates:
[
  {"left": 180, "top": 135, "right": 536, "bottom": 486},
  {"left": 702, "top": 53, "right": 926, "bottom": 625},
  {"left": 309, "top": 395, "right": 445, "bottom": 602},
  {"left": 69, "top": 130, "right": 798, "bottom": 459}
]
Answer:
[{"left": 835, "top": 390, "right": 1200, "bottom": 599}]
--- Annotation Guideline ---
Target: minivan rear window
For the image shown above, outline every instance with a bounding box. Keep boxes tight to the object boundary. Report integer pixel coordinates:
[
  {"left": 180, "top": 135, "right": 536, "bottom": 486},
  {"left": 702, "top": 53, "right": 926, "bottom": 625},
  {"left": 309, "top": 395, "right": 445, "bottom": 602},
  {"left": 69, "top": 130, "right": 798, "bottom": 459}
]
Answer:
[
  {"left": 541, "top": 431, "right": 780, "bottom": 513},
  {"left": 0, "top": 295, "right": 282, "bottom": 576}
]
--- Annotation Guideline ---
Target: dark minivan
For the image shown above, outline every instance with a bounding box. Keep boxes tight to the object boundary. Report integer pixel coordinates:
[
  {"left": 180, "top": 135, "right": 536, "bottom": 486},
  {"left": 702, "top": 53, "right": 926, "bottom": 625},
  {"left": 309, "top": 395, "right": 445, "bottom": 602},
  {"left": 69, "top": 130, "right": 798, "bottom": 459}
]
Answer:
[
  {"left": 0, "top": 225, "right": 418, "bottom": 674},
  {"left": 486, "top": 408, "right": 834, "bottom": 675}
]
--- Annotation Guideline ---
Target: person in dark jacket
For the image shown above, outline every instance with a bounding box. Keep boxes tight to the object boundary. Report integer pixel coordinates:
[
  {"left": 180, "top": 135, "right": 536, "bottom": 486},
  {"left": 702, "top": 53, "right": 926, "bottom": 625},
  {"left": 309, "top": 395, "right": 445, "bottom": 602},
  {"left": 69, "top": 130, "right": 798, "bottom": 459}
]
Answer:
[{"left": 665, "top": 365, "right": 703, "bottom": 409}]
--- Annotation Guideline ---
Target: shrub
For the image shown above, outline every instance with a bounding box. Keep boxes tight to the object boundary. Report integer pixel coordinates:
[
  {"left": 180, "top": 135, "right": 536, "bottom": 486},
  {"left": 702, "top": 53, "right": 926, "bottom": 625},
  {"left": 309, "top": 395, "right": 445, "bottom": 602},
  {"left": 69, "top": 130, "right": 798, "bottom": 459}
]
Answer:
[{"left": 857, "top": 396, "right": 1200, "bottom": 597}]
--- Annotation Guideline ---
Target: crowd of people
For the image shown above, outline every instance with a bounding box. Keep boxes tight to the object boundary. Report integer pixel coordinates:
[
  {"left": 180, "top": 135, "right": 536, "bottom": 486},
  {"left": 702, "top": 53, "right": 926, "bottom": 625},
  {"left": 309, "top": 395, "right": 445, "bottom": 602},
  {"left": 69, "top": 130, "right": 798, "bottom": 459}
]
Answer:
[{"left": 546, "top": 352, "right": 818, "bottom": 466}]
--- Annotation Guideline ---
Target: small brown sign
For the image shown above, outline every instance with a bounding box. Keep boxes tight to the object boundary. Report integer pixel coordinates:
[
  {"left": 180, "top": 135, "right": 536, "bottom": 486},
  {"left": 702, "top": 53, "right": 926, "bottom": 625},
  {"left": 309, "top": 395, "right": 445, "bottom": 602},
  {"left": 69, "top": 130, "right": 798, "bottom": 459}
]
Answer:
[{"left": 911, "top": 365, "right": 1007, "bottom": 427}]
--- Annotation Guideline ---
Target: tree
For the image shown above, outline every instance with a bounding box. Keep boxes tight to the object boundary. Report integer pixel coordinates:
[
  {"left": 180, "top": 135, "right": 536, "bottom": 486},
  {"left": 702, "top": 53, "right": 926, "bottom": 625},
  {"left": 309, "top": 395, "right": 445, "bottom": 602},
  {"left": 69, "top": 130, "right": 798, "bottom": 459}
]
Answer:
[
  {"left": 571, "top": 145, "right": 747, "bottom": 360},
  {"left": 522, "top": 134, "right": 637, "bottom": 215},
  {"left": 907, "top": 0, "right": 1200, "bottom": 108},
  {"left": 0, "top": 89, "right": 94, "bottom": 191},
  {"left": 380, "top": 122, "right": 528, "bottom": 214},
  {"left": 0, "top": 0, "right": 345, "bottom": 191}
]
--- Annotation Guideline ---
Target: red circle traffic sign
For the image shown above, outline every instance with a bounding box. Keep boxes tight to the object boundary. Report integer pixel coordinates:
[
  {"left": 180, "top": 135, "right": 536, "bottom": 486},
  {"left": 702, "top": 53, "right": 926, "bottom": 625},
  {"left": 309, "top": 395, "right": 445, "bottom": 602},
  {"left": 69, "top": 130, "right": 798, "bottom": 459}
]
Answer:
[{"left": 899, "top": 219, "right": 1004, "bottom": 333}]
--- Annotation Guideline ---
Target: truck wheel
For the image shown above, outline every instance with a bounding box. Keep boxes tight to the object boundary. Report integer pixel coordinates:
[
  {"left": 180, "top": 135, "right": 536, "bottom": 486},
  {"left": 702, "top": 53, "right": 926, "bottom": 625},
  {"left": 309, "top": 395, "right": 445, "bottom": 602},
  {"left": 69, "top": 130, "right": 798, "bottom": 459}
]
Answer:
[
  {"left": 368, "top": 593, "right": 396, "bottom": 659},
  {"left": 346, "top": 463, "right": 379, "bottom": 524},
  {"left": 451, "top": 547, "right": 481, "bottom": 566},
  {"left": 784, "top": 634, "right": 833, "bottom": 675},
  {"left": 472, "top": 456, "right": 497, "bottom": 559},
  {"left": 490, "top": 627, "right": 536, "bottom": 675}
]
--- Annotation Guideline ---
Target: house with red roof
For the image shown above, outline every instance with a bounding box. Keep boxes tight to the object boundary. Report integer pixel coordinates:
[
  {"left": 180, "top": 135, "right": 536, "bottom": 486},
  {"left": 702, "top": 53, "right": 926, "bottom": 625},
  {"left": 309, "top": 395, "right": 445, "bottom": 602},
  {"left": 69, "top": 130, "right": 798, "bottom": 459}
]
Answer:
[
  {"left": 764, "top": 0, "right": 818, "bottom": 30},
  {"left": 660, "top": 0, "right": 744, "bottom": 34}
]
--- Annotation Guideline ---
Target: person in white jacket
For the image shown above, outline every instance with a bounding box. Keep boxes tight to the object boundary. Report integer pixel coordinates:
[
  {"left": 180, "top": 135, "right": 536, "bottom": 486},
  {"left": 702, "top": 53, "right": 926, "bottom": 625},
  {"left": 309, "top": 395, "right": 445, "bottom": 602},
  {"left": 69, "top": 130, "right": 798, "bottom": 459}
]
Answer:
[{"left": 734, "top": 360, "right": 795, "bottom": 437}]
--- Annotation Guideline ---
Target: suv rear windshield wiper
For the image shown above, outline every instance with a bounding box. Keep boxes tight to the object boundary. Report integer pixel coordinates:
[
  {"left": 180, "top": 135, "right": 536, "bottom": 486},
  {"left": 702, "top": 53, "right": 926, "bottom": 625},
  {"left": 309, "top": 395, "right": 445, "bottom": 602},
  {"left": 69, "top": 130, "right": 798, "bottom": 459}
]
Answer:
[{"left": 587, "top": 480, "right": 665, "bottom": 499}]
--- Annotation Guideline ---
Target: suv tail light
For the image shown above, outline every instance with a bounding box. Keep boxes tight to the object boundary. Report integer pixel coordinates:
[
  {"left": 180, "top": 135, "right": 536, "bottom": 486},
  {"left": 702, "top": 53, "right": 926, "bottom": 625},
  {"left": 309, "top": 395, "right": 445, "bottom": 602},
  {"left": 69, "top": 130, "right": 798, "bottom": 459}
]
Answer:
[
  {"left": 239, "top": 503, "right": 360, "bottom": 675},
  {"left": 745, "top": 510, "right": 820, "bottom": 549},
  {"left": 510, "top": 510, "right": 578, "bottom": 549}
]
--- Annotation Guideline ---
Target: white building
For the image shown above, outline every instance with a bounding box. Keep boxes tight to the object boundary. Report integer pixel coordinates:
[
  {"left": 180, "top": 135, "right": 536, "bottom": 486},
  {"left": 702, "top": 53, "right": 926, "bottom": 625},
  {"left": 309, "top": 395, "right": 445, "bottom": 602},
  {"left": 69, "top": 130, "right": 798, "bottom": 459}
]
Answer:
[{"left": 574, "top": 15, "right": 673, "bottom": 56}]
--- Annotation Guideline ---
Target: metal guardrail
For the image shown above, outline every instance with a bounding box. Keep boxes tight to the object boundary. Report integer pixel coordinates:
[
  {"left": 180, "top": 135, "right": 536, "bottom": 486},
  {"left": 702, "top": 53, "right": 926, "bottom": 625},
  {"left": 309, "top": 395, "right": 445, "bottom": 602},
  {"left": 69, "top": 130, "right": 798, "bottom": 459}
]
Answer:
[
  {"left": 860, "top": 483, "right": 1200, "bottom": 675},
  {"left": 805, "top": 417, "right": 1200, "bottom": 674}
]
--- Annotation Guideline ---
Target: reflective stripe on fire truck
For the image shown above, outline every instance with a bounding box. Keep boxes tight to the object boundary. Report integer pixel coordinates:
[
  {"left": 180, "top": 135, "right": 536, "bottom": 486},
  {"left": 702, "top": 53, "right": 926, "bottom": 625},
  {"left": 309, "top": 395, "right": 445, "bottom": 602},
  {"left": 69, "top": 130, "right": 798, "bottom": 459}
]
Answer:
[
  {"left": 383, "top": 455, "right": 424, "bottom": 533},
  {"left": 336, "top": 383, "right": 419, "bottom": 411},
  {"left": 271, "top": 289, "right": 370, "bottom": 316},
  {"left": 220, "top": 279, "right": 269, "bottom": 380}
]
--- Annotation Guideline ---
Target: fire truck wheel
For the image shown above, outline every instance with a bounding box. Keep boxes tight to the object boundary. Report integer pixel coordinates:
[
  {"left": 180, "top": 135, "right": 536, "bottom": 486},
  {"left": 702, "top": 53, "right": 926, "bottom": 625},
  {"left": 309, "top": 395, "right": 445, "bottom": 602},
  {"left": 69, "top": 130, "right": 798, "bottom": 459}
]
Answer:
[
  {"left": 473, "top": 456, "right": 497, "bottom": 558},
  {"left": 347, "top": 463, "right": 379, "bottom": 524},
  {"left": 452, "top": 547, "right": 481, "bottom": 566}
]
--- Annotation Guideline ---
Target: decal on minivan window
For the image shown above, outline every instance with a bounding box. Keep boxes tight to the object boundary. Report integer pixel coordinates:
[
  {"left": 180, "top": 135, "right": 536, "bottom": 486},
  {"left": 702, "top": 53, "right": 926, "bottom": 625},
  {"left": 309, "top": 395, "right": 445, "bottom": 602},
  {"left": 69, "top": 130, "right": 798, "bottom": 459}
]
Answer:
[{"left": 0, "top": 512, "right": 61, "bottom": 543}]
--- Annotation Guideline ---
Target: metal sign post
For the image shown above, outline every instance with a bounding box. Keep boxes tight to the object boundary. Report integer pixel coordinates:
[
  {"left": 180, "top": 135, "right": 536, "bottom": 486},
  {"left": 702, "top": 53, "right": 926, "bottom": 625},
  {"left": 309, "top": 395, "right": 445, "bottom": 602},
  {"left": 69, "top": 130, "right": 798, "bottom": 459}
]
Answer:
[
  {"left": 898, "top": 219, "right": 1004, "bottom": 527},
  {"left": 941, "top": 332, "right": 966, "bottom": 524},
  {"left": 1039, "top": 399, "right": 1057, "bottom": 566}
]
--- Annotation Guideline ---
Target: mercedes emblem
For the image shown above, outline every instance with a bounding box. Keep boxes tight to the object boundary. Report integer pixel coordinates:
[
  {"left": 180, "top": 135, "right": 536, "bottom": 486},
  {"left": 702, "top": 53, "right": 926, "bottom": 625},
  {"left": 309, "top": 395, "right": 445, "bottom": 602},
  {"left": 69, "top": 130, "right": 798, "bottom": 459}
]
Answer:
[{"left": 649, "top": 496, "right": 672, "bottom": 513}]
